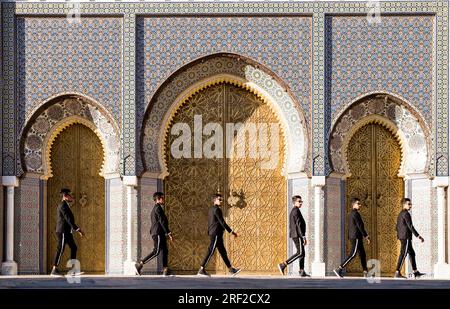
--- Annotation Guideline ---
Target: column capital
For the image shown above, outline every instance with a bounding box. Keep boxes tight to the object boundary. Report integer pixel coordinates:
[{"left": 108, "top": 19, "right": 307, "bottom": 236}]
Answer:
[
  {"left": 432, "top": 176, "right": 449, "bottom": 188},
  {"left": 2, "top": 176, "right": 19, "bottom": 187},
  {"left": 123, "top": 176, "right": 138, "bottom": 187},
  {"left": 311, "top": 176, "right": 326, "bottom": 187}
]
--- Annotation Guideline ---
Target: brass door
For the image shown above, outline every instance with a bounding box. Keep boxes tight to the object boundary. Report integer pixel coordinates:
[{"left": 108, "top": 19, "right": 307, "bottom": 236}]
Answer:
[
  {"left": 47, "top": 123, "right": 105, "bottom": 273},
  {"left": 164, "top": 83, "right": 286, "bottom": 274},
  {"left": 346, "top": 123, "right": 403, "bottom": 276}
]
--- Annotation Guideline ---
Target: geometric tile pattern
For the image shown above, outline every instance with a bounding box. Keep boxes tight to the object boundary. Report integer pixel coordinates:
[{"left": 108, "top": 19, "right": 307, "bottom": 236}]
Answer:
[
  {"left": 329, "top": 94, "right": 431, "bottom": 176},
  {"left": 2, "top": 1, "right": 448, "bottom": 178},
  {"left": 15, "top": 175, "right": 40, "bottom": 274},
  {"left": 141, "top": 56, "right": 308, "bottom": 175},
  {"left": 136, "top": 16, "right": 312, "bottom": 118},
  {"left": 123, "top": 14, "right": 136, "bottom": 175},
  {"left": 16, "top": 17, "right": 123, "bottom": 129},
  {"left": 327, "top": 15, "right": 434, "bottom": 125}
]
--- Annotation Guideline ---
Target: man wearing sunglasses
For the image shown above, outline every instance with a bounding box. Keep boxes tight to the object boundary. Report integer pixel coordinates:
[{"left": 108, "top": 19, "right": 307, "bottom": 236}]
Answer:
[
  {"left": 197, "top": 193, "right": 241, "bottom": 277},
  {"left": 277, "top": 195, "right": 310, "bottom": 277},
  {"left": 51, "top": 188, "right": 85, "bottom": 277},
  {"left": 394, "top": 197, "right": 425, "bottom": 279},
  {"left": 333, "top": 197, "right": 370, "bottom": 278}
]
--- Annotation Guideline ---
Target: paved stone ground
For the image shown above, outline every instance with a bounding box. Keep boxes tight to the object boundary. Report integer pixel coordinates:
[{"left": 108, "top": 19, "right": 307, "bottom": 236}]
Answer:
[{"left": 1, "top": 275, "right": 450, "bottom": 289}]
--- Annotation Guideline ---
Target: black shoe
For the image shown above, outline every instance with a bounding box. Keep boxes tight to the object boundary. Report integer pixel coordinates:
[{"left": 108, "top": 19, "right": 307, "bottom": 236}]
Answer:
[
  {"left": 135, "top": 262, "right": 143, "bottom": 276},
  {"left": 197, "top": 267, "right": 210, "bottom": 277},
  {"left": 333, "top": 268, "right": 344, "bottom": 278},
  {"left": 278, "top": 263, "right": 286, "bottom": 275},
  {"left": 229, "top": 267, "right": 241, "bottom": 276},
  {"left": 394, "top": 271, "right": 406, "bottom": 279},
  {"left": 299, "top": 270, "right": 310, "bottom": 277},
  {"left": 50, "top": 268, "right": 64, "bottom": 277},
  {"left": 163, "top": 268, "right": 175, "bottom": 277},
  {"left": 413, "top": 271, "right": 425, "bottom": 279}
]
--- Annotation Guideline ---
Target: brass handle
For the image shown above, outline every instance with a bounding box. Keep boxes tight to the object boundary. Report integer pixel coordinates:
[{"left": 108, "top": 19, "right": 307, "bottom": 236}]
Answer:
[
  {"left": 79, "top": 192, "right": 88, "bottom": 208},
  {"left": 376, "top": 193, "right": 382, "bottom": 207}
]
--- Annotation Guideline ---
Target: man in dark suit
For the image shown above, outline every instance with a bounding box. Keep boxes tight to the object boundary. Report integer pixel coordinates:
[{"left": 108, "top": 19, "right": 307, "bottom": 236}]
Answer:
[
  {"left": 394, "top": 197, "right": 425, "bottom": 279},
  {"left": 51, "top": 188, "right": 84, "bottom": 277},
  {"left": 197, "top": 193, "right": 241, "bottom": 276},
  {"left": 135, "top": 192, "right": 174, "bottom": 276},
  {"left": 333, "top": 197, "right": 370, "bottom": 278},
  {"left": 278, "top": 195, "right": 310, "bottom": 277}
]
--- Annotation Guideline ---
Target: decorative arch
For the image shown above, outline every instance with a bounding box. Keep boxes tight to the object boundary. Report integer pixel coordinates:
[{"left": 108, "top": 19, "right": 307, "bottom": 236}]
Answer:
[
  {"left": 20, "top": 94, "right": 120, "bottom": 179},
  {"left": 329, "top": 93, "right": 431, "bottom": 177},
  {"left": 141, "top": 53, "right": 308, "bottom": 176}
]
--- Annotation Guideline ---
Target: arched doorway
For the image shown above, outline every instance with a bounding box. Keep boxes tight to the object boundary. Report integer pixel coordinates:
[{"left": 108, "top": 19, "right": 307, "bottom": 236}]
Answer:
[
  {"left": 47, "top": 123, "right": 105, "bottom": 273},
  {"left": 164, "top": 82, "right": 287, "bottom": 274},
  {"left": 345, "top": 123, "right": 403, "bottom": 276}
]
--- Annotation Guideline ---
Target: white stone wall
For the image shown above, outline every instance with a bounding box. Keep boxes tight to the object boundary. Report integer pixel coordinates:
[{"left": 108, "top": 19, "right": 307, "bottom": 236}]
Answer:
[
  {"left": 409, "top": 177, "right": 434, "bottom": 274},
  {"left": 106, "top": 177, "right": 126, "bottom": 274}
]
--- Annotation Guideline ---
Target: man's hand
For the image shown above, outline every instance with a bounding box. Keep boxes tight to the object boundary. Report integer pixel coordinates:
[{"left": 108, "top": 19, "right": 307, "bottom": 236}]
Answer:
[
  {"left": 419, "top": 236, "right": 425, "bottom": 243},
  {"left": 232, "top": 231, "right": 238, "bottom": 238},
  {"left": 78, "top": 229, "right": 85, "bottom": 238},
  {"left": 303, "top": 238, "right": 308, "bottom": 245},
  {"left": 167, "top": 233, "right": 173, "bottom": 241},
  {"left": 365, "top": 236, "right": 371, "bottom": 245}
]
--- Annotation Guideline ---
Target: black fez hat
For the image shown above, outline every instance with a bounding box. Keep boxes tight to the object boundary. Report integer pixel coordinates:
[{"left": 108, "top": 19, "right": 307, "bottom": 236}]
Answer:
[{"left": 60, "top": 188, "right": 71, "bottom": 194}]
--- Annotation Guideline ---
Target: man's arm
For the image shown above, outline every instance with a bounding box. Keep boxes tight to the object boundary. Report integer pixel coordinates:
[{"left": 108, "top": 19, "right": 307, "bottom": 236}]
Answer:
[
  {"left": 405, "top": 212, "right": 420, "bottom": 238},
  {"left": 61, "top": 204, "right": 79, "bottom": 232},
  {"left": 156, "top": 206, "right": 171, "bottom": 235},
  {"left": 215, "top": 208, "right": 232, "bottom": 233},
  {"left": 293, "top": 210, "right": 304, "bottom": 238},
  {"left": 355, "top": 213, "right": 368, "bottom": 238}
]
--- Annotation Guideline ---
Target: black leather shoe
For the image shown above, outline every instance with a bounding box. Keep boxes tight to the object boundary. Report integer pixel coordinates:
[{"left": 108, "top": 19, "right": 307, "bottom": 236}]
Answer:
[
  {"left": 163, "top": 268, "right": 175, "bottom": 277},
  {"left": 229, "top": 267, "right": 241, "bottom": 276},
  {"left": 50, "top": 268, "right": 64, "bottom": 277},
  {"left": 278, "top": 263, "right": 286, "bottom": 275},
  {"left": 413, "top": 271, "right": 425, "bottom": 279},
  {"left": 333, "top": 268, "right": 344, "bottom": 278},
  {"left": 394, "top": 271, "right": 406, "bottom": 279},
  {"left": 197, "top": 267, "right": 211, "bottom": 277},
  {"left": 299, "top": 270, "right": 310, "bottom": 277},
  {"left": 135, "top": 262, "right": 143, "bottom": 276}
]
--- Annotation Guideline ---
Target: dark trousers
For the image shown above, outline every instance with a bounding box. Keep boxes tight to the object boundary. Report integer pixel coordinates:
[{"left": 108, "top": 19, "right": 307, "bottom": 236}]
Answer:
[
  {"left": 201, "top": 234, "right": 231, "bottom": 269},
  {"left": 340, "top": 238, "right": 367, "bottom": 271},
  {"left": 53, "top": 232, "right": 77, "bottom": 267},
  {"left": 142, "top": 234, "right": 168, "bottom": 267},
  {"left": 285, "top": 237, "right": 305, "bottom": 269},
  {"left": 396, "top": 239, "right": 417, "bottom": 272}
]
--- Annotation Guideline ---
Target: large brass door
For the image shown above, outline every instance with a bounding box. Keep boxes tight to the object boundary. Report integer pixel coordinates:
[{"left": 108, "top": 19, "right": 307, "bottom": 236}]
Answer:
[
  {"left": 164, "top": 83, "right": 286, "bottom": 274},
  {"left": 346, "top": 123, "right": 403, "bottom": 276},
  {"left": 47, "top": 123, "right": 105, "bottom": 273}
]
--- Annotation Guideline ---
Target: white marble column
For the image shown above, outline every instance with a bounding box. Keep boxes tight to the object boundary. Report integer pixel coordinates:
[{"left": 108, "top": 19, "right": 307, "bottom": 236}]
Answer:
[
  {"left": 311, "top": 176, "right": 326, "bottom": 277},
  {"left": 123, "top": 176, "right": 138, "bottom": 275},
  {"left": 1, "top": 176, "right": 19, "bottom": 275},
  {"left": 432, "top": 177, "right": 450, "bottom": 278}
]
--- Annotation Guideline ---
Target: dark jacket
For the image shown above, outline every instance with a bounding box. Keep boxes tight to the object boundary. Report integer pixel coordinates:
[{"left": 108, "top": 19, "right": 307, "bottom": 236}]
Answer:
[
  {"left": 348, "top": 209, "right": 368, "bottom": 240},
  {"left": 396, "top": 209, "right": 420, "bottom": 240},
  {"left": 289, "top": 207, "right": 306, "bottom": 239},
  {"left": 56, "top": 201, "right": 79, "bottom": 234},
  {"left": 208, "top": 205, "right": 232, "bottom": 236},
  {"left": 150, "top": 203, "right": 171, "bottom": 236}
]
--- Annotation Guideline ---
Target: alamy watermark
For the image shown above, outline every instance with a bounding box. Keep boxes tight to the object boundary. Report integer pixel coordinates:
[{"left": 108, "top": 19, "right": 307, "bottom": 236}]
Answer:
[
  {"left": 367, "top": 0, "right": 382, "bottom": 24},
  {"left": 170, "top": 115, "right": 280, "bottom": 169}
]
